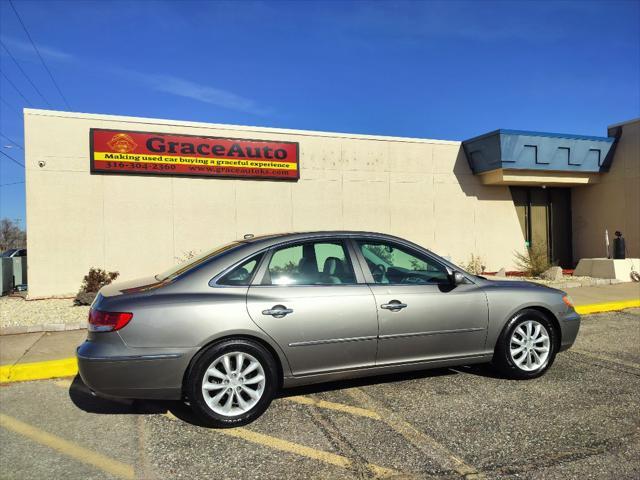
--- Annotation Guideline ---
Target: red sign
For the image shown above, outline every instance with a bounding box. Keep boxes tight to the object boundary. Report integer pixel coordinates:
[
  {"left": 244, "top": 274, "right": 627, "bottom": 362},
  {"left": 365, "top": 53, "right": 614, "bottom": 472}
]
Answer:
[{"left": 90, "top": 129, "right": 299, "bottom": 180}]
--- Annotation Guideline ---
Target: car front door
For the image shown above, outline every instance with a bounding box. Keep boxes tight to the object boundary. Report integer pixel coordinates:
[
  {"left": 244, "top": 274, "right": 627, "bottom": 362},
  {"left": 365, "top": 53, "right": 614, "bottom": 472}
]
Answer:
[
  {"left": 353, "top": 239, "right": 489, "bottom": 365},
  {"left": 246, "top": 238, "right": 378, "bottom": 376}
]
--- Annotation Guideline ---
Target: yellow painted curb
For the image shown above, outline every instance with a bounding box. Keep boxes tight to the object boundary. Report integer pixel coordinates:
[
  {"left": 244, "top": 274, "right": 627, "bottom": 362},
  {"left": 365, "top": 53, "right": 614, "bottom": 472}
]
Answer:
[
  {"left": 0, "top": 357, "right": 77, "bottom": 383},
  {"left": 575, "top": 299, "right": 640, "bottom": 315}
]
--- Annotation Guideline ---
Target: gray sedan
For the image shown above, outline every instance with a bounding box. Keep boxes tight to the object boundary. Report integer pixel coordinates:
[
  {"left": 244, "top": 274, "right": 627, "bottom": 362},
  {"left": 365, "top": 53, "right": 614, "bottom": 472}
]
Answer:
[{"left": 77, "top": 231, "right": 580, "bottom": 427}]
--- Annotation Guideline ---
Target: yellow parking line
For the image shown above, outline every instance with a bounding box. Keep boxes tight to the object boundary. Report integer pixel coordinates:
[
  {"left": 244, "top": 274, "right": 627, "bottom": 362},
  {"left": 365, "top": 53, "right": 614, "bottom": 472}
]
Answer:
[
  {"left": 575, "top": 299, "right": 640, "bottom": 315},
  {"left": 163, "top": 412, "right": 399, "bottom": 478},
  {"left": 0, "top": 358, "right": 77, "bottom": 383},
  {"left": 345, "top": 388, "right": 485, "bottom": 479},
  {"left": 283, "top": 395, "right": 382, "bottom": 420},
  {"left": 0, "top": 413, "right": 135, "bottom": 480}
]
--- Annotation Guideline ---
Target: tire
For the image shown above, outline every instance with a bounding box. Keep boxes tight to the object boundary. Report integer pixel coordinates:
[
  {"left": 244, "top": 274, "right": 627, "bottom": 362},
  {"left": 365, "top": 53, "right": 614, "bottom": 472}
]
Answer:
[
  {"left": 186, "top": 339, "right": 278, "bottom": 428},
  {"left": 493, "top": 309, "right": 558, "bottom": 380}
]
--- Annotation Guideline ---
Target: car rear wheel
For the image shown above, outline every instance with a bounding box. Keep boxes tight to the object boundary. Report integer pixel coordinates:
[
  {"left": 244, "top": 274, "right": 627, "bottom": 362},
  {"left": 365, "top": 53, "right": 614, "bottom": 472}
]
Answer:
[
  {"left": 186, "top": 339, "right": 278, "bottom": 427},
  {"left": 493, "top": 309, "right": 557, "bottom": 379}
]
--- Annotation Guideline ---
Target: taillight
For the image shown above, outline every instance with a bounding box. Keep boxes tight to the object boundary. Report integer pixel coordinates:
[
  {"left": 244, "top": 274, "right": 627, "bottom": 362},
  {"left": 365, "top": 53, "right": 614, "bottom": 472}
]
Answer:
[{"left": 88, "top": 309, "right": 133, "bottom": 332}]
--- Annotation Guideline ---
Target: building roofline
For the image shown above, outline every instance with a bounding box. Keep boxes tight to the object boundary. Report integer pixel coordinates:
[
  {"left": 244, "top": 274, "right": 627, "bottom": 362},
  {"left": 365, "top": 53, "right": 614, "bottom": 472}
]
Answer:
[
  {"left": 463, "top": 128, "right": 613, "bottom": 144},
  {"left": 607, "top": 117, "right": 640, "bottom": 129},
  {"left": 23, "top": 108, "right": 460, "bottom": 146}
]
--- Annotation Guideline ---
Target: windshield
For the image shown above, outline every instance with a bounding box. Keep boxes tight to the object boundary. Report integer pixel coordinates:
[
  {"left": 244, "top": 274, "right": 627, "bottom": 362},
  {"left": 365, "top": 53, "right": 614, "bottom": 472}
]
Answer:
[
  {"left": 156, "top": 241, "right": 242, "bottom": 281},
  {"left": 1, "top": 249, "right": 17, "bottom": 257}
]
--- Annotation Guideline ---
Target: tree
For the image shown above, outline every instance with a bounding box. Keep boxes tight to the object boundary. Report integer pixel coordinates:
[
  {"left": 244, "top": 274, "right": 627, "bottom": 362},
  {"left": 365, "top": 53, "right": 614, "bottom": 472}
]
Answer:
[{"left": 0, "top": 218, "right": 26, "bottom": 251}]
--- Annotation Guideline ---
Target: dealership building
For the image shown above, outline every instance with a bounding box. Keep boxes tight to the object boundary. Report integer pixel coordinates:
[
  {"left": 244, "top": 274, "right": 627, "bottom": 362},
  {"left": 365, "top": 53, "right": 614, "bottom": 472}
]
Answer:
[{"left": 23, "top": 109, "right": 639, "bottom": 298}]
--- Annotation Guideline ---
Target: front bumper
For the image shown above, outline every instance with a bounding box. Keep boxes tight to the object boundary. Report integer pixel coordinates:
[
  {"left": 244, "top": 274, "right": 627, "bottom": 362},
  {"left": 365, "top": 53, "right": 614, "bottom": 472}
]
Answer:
[
  {"left": 558, "top": 310, "right": 581, "bottom": 352},
  {"left": 76, "top": 337, "right": 197, "bottom": 400}
]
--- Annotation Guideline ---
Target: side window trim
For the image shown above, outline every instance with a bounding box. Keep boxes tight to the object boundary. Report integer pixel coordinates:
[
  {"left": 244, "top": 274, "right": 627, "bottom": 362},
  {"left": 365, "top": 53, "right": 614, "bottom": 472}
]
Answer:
[
  {"left": 351, "top": 237, "right": 452, "bottom": 286},
  {"left": 251, "top": 237, "right": 365, "bottom": 287}
]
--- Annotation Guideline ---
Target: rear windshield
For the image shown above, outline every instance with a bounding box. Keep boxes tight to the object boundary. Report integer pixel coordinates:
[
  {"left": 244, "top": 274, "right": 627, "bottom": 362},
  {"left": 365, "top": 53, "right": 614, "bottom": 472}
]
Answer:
[{"left": 156, "top": 241, "right": 242, "bottom": 281}]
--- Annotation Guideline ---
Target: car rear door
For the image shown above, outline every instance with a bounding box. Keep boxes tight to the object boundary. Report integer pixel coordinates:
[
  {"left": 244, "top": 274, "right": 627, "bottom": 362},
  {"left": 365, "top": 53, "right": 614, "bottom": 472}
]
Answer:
[
  {"left": 246, "top": 238, "right": 379, "bottom": 376},
  {"left": 352, "top": 238, "right": 489, "bottom": 365}
]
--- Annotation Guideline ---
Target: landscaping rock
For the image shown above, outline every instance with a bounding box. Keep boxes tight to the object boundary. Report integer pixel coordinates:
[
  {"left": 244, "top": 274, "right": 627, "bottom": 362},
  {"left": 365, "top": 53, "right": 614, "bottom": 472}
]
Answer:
[{"left": 541, "top": 266, "right": 563, "bottom": 281}]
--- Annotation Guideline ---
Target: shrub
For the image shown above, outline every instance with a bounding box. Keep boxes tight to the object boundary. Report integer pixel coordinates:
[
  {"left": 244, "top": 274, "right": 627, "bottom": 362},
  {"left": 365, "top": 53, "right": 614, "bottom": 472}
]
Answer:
[
  {"left": 513, "top": 245, "right": 552, "bottom": 277},
  {"left": 74, "top": 267, "right": 119, "bottom": 305},
  {"left": 175, "top": 250, "right": 200, "bottom": 263},
  {"left": 462, "top": 254, "right": 485, "bottom": 275}
]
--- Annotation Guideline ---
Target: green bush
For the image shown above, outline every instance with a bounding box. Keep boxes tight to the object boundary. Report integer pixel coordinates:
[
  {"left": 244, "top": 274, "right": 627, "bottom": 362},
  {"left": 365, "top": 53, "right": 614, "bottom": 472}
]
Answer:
[{"left": 513, "top": 245, "right": 552, "bottom": 277}]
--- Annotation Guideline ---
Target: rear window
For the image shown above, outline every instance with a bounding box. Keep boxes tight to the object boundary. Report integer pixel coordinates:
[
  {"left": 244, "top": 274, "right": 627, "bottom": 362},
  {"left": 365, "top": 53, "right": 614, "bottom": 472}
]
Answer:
[{"left": 156, "top": 241, "right": 242, "bottom": 281}]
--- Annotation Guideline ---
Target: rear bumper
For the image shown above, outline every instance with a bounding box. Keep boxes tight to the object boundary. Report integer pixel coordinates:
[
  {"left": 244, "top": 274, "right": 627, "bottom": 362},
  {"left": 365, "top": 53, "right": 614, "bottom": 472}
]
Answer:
[
  {"left": 76, "top": 339, "right": 197, "bottom": 400},
  {"left": 558, "top": 310, "right": 581, "bottom": 352}
]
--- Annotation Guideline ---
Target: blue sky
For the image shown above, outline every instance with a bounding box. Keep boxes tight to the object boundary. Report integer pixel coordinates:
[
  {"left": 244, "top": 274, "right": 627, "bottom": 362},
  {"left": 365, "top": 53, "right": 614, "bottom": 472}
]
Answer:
[{"left": 1, "top": 0, "right": 639, "bottom": 227}]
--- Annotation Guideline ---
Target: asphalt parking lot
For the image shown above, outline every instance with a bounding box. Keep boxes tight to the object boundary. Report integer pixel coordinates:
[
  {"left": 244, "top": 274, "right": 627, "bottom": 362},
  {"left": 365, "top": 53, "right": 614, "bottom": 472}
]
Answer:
[{"left": 1, "top": 308, "right": 639, "bottom": 480}]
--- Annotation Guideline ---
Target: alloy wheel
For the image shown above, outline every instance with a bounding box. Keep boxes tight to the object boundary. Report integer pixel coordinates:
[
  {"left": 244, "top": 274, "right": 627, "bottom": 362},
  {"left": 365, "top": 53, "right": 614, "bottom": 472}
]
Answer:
[
  {"left": 509, "top": 320, "right": 551, "bottom": 372},
  {"left": 201, "top": 351, "right": 266, "bottom": 416}
]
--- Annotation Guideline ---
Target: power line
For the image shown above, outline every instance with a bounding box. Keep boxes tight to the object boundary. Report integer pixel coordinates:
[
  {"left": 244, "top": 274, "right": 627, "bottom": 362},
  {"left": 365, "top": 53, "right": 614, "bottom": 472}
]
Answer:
[
  {"left": 8, "top": 0, "right": 71, "bottom": 109},
  {"left": 0, "top": 70, "right": 33, "bottom": 106},
  {"left": 0, "top": 181, "right": 25, "bottom": 187},
  {"left": 0, "top": 133, "right": 24, "bottom": 150},
  {"left": 0, "top": 150, "right": 25, "bottom": 168},
  {"left": 1, "top": 41, "right": 52, "bottom": 107}
]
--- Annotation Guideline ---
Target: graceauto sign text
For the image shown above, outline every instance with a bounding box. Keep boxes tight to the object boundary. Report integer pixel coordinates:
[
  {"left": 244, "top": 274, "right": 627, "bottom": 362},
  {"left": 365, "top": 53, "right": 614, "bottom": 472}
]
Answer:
[{"left": 90, "top": 128, "right": 300, "bottom": 180}]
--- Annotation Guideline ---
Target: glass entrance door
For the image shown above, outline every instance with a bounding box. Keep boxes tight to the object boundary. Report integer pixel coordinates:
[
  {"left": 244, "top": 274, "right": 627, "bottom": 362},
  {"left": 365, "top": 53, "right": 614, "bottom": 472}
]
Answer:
[{"left": 510, "top": 187, "right": 573, "bottom": 268}]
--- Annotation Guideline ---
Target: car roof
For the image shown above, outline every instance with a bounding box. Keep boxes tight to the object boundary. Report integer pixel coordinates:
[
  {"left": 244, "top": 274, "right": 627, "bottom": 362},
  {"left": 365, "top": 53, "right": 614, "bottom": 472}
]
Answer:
[
  {"left": 236, "top": 231, "right": 430, "bottom": 254},
  {"left": 240, "top": 231, "right": 406, "bottom": 244}
]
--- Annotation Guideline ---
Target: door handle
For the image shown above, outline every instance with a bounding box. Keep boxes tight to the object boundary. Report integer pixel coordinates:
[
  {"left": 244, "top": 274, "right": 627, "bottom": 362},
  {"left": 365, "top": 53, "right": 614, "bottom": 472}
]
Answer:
[
  {"left": 380, "top": 301, "right": 407, "bottom": 311},
  {"left": 262, "top": 305, "right": 294, "bottom": 318}
]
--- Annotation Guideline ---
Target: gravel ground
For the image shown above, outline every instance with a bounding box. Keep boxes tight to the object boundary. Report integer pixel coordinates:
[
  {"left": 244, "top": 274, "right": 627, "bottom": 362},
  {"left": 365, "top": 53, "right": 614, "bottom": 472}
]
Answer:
[{"left": 0, "top": 296, "right": 88, "bottom": 330}]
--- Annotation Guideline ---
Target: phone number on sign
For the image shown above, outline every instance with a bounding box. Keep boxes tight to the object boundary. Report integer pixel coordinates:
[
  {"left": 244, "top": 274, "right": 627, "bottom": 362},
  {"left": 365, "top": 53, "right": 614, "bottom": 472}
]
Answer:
[{"left": 103, "top": 162, "right": 176, "bottom": 171}]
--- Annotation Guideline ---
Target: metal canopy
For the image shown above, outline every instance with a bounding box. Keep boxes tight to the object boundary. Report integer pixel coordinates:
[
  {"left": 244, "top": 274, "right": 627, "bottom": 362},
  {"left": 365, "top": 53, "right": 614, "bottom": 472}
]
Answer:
[{"left": 462, "top": 129, "right": 618, "bottom": 186}]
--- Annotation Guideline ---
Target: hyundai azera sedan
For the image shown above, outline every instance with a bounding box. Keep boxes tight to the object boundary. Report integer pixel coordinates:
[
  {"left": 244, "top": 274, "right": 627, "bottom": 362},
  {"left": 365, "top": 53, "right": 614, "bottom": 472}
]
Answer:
[{"left": 77, "top": 231, "right": 580, "bottom": 427}]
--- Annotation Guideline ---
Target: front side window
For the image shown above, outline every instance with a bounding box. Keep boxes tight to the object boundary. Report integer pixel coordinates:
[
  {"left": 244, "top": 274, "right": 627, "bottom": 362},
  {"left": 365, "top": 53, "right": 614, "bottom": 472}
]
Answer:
[
  {"left": 358, "top": 240, "right": 449, "bottom": 285},
  {"left": 264, "top": 241, "right": 356, "bottom": 285},
  {"left": 217, "top": 254, "right": 263, "bottom": 286}
]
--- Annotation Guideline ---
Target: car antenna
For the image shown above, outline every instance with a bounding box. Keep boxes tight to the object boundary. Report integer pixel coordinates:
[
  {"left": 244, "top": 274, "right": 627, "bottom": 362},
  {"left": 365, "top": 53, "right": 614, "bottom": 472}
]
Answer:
[{"left": 243, "top": 233, "right": 254, "bottom": 240}]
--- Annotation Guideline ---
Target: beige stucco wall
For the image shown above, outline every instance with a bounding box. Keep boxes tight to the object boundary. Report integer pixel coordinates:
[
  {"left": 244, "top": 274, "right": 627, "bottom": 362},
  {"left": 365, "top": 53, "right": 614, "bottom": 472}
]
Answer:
[
  {"left": 572, "top": 119, "right": 640, "bottom": 261},
  {"left": 24, "top": 109, "right": 526, "bottom": 298}
]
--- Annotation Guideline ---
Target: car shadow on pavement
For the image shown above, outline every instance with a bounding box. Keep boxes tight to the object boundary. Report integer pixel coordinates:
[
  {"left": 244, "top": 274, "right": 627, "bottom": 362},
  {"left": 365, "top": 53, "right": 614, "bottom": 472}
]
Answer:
[
  {"left": 68, "top": 374, "right": 181, "bottom": 416},
  {"left": 277, "top": 366, "right": 458, "bottom": 398},
  {"left": 67, "top": 363, "right": 503, "bottom": 428},
  {"left": 450, "top": 363, "right": 508, "bottom": 379}
]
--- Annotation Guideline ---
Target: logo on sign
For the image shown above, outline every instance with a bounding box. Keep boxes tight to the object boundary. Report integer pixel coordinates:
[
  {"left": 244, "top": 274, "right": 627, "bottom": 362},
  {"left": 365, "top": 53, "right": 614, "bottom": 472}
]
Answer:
[{"left": 107, "top": 133, "right": 137, "bottom": 153}]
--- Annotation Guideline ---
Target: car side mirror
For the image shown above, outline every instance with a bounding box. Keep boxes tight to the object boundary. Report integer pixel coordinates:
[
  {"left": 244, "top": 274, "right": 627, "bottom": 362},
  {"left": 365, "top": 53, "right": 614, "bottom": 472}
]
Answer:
[{"left": 451, "top": 271, "right": 465, "bottom": 285}]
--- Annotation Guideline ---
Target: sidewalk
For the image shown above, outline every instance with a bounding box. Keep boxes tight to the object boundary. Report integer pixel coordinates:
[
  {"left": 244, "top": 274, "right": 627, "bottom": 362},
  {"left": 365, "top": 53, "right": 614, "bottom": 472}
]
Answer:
[
  {"left": 565, "top": 282, "right": 640, "bottom": 304},
  {"left": 1, "top": 282, "right": 638, "bottom": 382}
]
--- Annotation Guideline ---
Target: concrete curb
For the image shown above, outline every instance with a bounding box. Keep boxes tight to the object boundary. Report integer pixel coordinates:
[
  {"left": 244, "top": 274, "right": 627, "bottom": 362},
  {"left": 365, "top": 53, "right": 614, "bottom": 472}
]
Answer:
[
  {"left": 574, "top": 299, "right": 640, "bottom": 315},
  {"left": 0, "top": 358, "right": 77, "bottom": 383},
  {"left": 0, "top": 324, "right": 86, "bottom": 336},
  {"left": 1, "top": 302, "right": 638, "bottom": 384}
]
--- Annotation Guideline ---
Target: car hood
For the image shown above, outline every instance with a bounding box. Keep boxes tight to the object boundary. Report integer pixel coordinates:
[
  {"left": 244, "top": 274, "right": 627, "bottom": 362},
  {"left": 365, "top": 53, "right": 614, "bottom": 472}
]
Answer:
[
  {"left": 99, "top": 275, "right": 167, "bottom": 297},
  {"left": 478, "top": 278, "right": 561, "bottom": 292}
]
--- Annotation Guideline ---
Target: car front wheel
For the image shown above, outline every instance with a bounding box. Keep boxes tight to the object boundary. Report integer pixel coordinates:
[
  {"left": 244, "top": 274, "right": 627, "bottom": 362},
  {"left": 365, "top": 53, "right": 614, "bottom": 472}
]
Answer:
[
  {"left": 186, "top": 339, "right": 278, "bottom": 428},
  {"left": 493, "top": 309, "right": 558, "bottom": 379}
]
